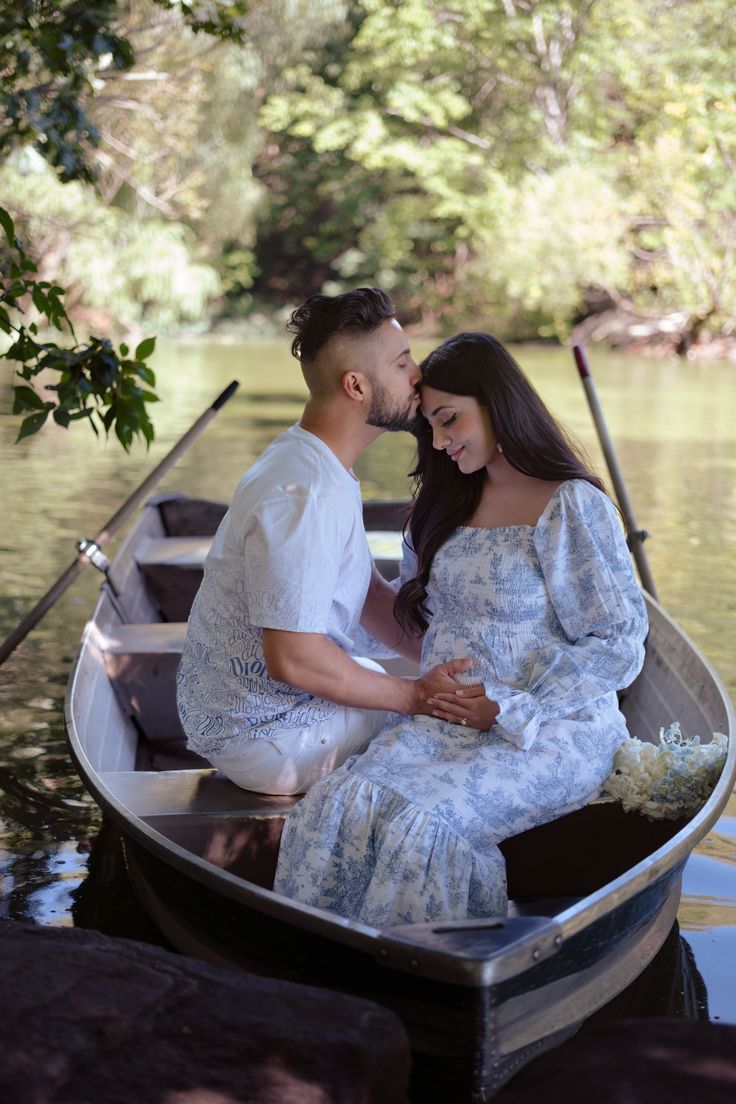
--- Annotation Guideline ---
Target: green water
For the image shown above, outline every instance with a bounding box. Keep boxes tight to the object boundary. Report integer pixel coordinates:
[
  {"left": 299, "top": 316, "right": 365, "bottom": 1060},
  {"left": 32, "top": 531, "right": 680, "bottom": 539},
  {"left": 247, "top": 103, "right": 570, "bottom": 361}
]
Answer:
[{"left": 0, "top": 339, "right": 734, "bottom": 1014}]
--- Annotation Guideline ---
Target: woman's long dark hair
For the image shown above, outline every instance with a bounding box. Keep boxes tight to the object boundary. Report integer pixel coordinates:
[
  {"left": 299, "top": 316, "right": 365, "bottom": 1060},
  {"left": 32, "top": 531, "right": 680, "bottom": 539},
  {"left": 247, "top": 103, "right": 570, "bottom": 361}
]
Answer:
[{"left": 395, "top": 332, "right": 606, "bottom": 636}]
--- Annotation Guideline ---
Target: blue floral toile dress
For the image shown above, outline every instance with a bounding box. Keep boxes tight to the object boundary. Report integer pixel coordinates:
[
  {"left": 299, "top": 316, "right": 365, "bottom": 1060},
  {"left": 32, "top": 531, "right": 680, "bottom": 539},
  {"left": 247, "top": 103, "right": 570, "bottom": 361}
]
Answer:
[{"left": 273, "top": 480, "right": 649, "bottom": 927}]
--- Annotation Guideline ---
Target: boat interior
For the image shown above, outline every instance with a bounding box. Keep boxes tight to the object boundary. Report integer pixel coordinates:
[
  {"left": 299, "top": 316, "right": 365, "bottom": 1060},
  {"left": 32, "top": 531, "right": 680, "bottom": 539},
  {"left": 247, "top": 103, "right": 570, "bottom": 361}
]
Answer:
[{"left": 72, "top": 495, "right": 730, "bottom": 916}]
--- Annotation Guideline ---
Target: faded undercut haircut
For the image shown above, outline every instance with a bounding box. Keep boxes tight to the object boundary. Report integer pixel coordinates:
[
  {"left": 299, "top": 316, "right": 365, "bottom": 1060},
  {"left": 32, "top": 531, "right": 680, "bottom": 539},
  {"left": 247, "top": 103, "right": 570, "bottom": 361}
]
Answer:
[{"left": 286, "top": 287, "right": 396, "bottom": 393}]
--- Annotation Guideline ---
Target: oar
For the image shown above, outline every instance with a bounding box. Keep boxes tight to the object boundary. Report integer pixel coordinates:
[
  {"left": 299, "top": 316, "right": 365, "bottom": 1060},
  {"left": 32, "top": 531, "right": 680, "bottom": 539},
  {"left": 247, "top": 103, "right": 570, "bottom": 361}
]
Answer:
[
  {"left": 0, "top": 380, "right": 239, "bottom": 667},
  {"left": 573, "top": 344, "right": 659, "bottom": 600}
]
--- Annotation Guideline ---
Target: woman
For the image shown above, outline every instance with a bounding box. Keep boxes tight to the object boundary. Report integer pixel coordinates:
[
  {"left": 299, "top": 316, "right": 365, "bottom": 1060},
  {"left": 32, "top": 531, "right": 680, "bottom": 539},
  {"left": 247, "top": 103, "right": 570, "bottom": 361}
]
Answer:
[{"left": 273, "top": 333, "right": 648, "bottom": 926}]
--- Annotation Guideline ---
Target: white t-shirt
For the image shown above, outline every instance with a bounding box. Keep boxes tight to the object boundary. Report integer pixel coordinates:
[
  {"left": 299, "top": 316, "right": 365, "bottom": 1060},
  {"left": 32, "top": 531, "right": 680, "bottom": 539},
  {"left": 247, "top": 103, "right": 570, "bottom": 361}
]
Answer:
[{"left": 177, "top": 424, "right": 373, "bottom": 755}]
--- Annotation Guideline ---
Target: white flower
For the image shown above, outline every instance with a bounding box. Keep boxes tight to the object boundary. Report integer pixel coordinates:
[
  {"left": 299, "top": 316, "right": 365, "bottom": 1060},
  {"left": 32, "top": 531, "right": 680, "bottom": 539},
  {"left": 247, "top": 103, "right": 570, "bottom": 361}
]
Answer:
[{"left": 601, "top": 722, "right": 728, "bottom": 820}]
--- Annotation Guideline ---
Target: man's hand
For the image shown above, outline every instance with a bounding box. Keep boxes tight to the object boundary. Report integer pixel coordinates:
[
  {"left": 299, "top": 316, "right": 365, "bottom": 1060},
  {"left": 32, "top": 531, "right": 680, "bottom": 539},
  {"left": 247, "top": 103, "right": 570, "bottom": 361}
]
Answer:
[
  {"left": 411, "top": 658, "right": 474, "bottom": 715},
  {"left": 427, "top": 682, "right": 500, "bottom": 731}
]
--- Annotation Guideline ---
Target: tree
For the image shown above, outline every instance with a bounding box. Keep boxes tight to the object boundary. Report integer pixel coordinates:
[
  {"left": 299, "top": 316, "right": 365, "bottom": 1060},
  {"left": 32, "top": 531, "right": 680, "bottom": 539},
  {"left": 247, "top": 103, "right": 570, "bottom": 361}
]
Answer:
[
  {"left": 1, "top": 205, "right": 157, "bottom": 448},
  {"left": 0, "top": 0, "right": 252, "bottom": 446},
  {"left": 0, "top": 0, "right": 251, "bottom": 184},
  {"left": 255, "top": 0, "right": 736, "bottom": 345}
]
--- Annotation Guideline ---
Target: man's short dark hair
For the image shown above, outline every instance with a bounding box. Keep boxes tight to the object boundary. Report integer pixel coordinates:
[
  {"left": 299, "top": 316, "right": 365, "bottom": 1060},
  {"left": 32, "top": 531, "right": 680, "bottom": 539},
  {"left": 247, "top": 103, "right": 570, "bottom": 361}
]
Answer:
[{"left": 287, "top": 287, "right": 396, "bottom": 364}]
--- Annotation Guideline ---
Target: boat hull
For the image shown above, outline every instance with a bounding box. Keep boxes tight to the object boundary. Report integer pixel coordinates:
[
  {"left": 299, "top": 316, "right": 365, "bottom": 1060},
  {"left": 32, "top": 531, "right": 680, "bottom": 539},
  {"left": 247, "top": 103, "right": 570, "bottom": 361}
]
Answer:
[
  {"left": 65, "top": 495, "right": 736, "bottom": 1100},
  {"left": 123, "top": 834, "right": 684, "bottom": 1101}
]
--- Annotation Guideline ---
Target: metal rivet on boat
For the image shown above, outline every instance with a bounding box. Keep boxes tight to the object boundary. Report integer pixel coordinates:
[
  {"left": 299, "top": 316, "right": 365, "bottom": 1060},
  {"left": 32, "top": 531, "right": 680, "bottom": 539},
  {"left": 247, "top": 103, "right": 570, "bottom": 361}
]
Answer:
[
  {"left": 410, "top": 958, "right": 420, "bottom": 970},
  {"left": 532, "top": 947, "right": 541, "bottom": 960},
  {"left": 379, "top": 949, "right": 388, "bottom": 960},
  {"left": 555, "top": 935, "right": 563, "bottom": 947},
  {"left": 321, "top": 738, "right": 326, "bottom": 744}
]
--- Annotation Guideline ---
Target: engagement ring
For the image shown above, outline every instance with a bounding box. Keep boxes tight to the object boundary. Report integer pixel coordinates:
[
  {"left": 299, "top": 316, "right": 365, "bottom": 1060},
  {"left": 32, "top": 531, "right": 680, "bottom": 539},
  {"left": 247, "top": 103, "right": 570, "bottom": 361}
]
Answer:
[{"left": 460, "top": 717, "right": 469, "bottom": 727}]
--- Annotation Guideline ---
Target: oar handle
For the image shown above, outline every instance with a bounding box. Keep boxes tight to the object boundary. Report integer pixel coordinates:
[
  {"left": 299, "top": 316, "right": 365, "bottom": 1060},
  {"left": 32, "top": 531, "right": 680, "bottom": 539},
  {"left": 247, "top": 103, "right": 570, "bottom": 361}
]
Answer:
[
  {"left": 0, "top": 380, "right": 240, "bottom": 667},
  {"left": 573, "top": 345, "right": 659, "bottom": 600}
]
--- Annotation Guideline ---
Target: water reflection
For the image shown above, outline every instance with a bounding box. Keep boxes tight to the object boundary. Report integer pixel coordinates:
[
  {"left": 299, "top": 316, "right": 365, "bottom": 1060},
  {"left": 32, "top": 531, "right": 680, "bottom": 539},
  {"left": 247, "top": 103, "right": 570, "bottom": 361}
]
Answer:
[
  {"left": 0, "top": 337, "right": 734, "bottom": 1025},
  {"left": 586, "top": 921, "right": 709, "bottom": 1022}
]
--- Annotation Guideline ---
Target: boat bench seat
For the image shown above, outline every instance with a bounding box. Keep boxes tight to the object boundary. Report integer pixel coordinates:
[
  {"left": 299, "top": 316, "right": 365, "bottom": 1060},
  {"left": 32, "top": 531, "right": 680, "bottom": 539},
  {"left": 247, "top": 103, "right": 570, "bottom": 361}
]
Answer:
[
  {"left": 98, "top": 767, "right": 296, "bottom": 818},
  {"left": 101, "top": 622, "right": 188, "bottom": 744},
  {"left": 99, "top": 767, "right": 296, "bottom": 888},
  {"left": 96, "top": 759, "right": 687, "bottom": 909},
  {"left": 134, "top": 536, "right": 212, "bottom": 621},
  {"left": 134, "top": 531, "right": 406, "bottom": 620}
]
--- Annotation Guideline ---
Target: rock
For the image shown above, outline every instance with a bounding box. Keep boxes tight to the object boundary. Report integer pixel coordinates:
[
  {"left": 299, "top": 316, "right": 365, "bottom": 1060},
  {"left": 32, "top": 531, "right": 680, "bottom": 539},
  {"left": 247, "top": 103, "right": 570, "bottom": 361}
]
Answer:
[
  {"left": 0, "top": 919, "right": 410, "bottom": 1104},
  {"left": 499, "top": 1018, "right": 736, "bottom": 1103}
]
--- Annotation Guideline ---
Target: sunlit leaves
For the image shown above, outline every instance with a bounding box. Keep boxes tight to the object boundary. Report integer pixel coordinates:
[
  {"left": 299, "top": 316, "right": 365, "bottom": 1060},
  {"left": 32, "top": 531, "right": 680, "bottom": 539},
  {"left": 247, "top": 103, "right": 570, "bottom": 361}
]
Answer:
[
  {"left": 1, "top": 204, "right": 158, "bottom": 450},
  {"left": 0, "top": 0, "right": 254, "bottom": 183},
  {"left": 257, "top": 0, "right": 736, "bottom": 342}
]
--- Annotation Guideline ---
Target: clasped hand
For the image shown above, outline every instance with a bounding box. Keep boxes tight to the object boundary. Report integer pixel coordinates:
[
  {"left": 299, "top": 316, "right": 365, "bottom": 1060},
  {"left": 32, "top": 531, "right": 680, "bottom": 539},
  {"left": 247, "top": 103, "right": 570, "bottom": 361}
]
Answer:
[{"left": 416, "top": 659, "right": 499, "bottom": 731}]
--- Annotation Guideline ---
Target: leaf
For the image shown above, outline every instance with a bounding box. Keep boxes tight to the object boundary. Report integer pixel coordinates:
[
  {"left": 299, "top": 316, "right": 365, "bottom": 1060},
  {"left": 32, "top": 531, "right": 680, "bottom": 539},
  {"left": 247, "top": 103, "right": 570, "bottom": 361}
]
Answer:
[
  {"left": 0, "top": 206, "right": 15, "bottom": 245},
  {"left": 16, "top": 409, "right": 51, "bottom": 442},
  {"left": 114, "top": 419, "right": 133, "bottom": 451},
  {"left": 12, "top": 385, "right": 46, "bottom": 412},
  {"left": 140, "top": 418, "right": 155, "bottom": 446},
  {"left": 133, "top": 363, "right": 156, "bottom": 386},
  {"left": 31, "top": 285, "right": 49, "bottom": 315},
  {"left": 120, "top": 343, "right": 129, "bottom": 357},
  {"left": 134, "top": 336, "right": 156, "bottom": 360}
]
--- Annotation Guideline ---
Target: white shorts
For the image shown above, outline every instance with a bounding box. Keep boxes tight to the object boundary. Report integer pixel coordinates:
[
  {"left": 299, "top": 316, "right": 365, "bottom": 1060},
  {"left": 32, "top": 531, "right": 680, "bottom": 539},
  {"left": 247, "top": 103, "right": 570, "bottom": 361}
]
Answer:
[{"left": 208, "top": 657, "right": 390, "bottom": 796}]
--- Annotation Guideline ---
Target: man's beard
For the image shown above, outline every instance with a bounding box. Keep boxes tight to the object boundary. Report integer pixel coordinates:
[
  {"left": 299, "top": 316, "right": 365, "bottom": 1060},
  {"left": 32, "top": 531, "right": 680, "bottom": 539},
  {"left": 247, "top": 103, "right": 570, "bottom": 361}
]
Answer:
[{"left": 366, "top": 381, "right": 419, "bottom": 433}]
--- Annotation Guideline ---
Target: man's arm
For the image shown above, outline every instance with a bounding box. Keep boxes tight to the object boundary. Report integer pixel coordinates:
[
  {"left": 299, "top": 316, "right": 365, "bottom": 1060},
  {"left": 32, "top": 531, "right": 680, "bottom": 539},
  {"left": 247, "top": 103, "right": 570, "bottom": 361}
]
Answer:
[
  {"left": 359, "top": 564, "right": 423, "bottom": 663},
  {"left": 262, "top": 629, "right": 468, "bottom": 715}
]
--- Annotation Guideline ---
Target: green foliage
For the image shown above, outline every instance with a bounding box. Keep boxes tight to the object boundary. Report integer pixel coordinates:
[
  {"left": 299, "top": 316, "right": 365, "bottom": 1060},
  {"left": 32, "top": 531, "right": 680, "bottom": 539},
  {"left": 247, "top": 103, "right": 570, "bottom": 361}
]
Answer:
[
  {"left": 3, "top": 0, "right": 734, "bottom": 359},
  {"left": 0, "top": 0, "right": 272, "bottom": 449},
  {"left": 153, "top": 1, "right": 251, "bottom": 42},
  {"left": 1, "top": 203, "right": 158, "bottom": 449},
  {"left": 1, "top": 154, "right": 223, "bottom": 331},
  {"left": 0, "top": 0, "right": 134, "bottom": 182},
  {"left": 254, "top": 0, "right": 736, "bottom": 343},
  {"left": 0, "top": 0, "right": 252, "bottom": 184}
]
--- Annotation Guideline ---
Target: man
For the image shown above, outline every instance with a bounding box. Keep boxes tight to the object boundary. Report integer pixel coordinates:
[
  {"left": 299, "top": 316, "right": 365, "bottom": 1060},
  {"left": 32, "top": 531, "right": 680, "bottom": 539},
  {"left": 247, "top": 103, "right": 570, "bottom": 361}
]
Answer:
[{"left": 176, "top": 287, "right": 471, "bottom": 795}]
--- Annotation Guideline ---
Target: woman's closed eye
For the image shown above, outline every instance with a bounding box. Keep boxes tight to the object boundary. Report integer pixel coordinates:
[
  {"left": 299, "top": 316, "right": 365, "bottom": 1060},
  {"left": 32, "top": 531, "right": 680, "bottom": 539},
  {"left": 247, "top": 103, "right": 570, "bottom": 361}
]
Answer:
[{"left": 441, "top": 413, "right": 458, "bottom": 428}]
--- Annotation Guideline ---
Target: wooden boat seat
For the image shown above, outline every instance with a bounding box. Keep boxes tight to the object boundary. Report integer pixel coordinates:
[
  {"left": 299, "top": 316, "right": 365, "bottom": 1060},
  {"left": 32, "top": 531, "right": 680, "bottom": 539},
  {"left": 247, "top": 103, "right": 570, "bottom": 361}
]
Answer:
[
  {"left": 98, "top": 768, "right": 295, "bottom": 818},
  {"left": 135, "top": 531, "right": 406, "bottom": 620},
  {"left": 101, "top": 622, "right": 187, "bottom": 744},
  {"left": 134, "top": 537, "right": 212, "bottom": 621}
]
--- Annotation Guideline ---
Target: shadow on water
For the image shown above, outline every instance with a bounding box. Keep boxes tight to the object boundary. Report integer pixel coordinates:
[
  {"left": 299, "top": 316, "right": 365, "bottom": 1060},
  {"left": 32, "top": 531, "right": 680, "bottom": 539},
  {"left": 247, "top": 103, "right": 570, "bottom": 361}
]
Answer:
[
  {"left": 71, "top": 818, "right": 176, "bottom": 949},
  {"left": 584, "top": 920, "right": 709, "bottom": 1022}
]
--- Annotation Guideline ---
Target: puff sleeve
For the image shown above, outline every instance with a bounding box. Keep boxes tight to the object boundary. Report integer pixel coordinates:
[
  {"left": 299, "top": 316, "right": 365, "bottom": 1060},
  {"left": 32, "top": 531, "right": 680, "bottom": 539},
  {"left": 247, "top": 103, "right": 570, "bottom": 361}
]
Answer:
[{"left": 491, "top": 481, "right": 648, "bottom": 749}]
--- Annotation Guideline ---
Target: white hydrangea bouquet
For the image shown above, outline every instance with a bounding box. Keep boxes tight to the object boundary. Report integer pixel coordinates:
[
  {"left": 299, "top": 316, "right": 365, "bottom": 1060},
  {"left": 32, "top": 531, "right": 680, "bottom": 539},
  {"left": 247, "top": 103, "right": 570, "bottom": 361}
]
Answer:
[{"left": 601, "top": 722, "right": 728, "bottom": 821}]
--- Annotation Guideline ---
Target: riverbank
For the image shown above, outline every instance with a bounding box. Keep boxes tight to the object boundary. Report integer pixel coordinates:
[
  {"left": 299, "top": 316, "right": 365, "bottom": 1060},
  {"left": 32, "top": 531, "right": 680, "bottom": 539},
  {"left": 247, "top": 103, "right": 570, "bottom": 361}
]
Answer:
[
  {"left": 570, "top": 308, "right": 736, "bottom": 361},
  {"left": 204, "top": 304, "right": 736, "bottom": 362}
]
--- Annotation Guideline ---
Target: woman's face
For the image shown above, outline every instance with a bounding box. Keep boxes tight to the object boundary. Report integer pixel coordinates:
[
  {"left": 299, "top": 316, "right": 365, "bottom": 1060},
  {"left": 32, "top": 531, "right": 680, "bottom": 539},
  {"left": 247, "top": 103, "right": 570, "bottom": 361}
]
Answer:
[{"left": 420, "top": 385, "right": 498, "bottom": 474}]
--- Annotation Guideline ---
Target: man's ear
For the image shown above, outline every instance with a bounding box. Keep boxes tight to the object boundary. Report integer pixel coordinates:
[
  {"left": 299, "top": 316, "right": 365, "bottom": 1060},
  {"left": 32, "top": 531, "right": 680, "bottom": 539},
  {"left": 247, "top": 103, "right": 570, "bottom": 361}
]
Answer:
[{"left": 341, "top": 370, "right": 369, "bottom": 404}]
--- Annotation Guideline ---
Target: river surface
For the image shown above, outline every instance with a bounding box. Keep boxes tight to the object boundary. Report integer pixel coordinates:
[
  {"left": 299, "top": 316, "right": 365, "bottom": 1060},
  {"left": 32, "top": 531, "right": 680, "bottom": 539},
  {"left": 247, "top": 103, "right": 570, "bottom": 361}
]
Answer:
[{"left": 0, "top": 338, "right": 734, "bottom": 1020}]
